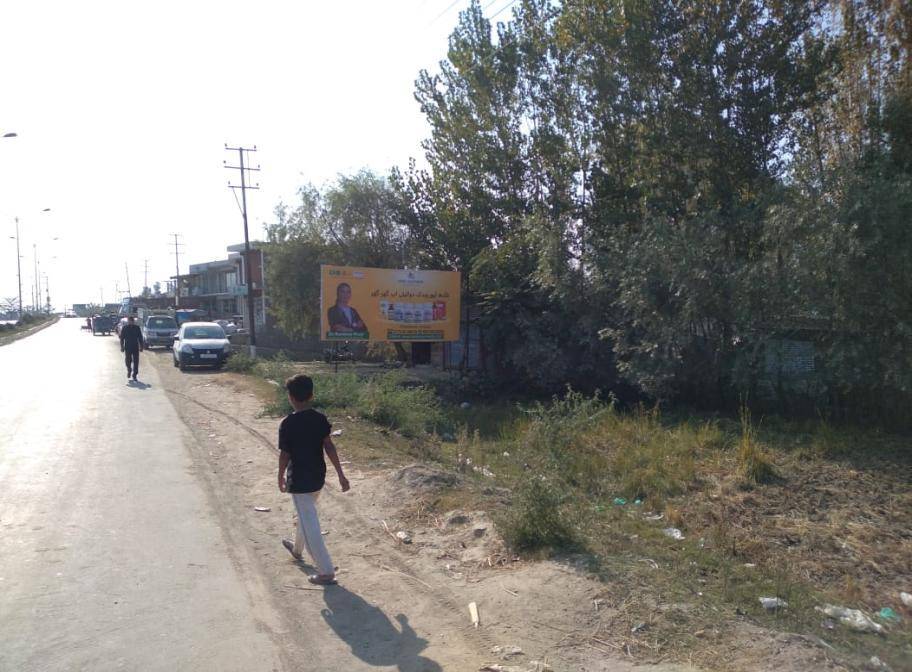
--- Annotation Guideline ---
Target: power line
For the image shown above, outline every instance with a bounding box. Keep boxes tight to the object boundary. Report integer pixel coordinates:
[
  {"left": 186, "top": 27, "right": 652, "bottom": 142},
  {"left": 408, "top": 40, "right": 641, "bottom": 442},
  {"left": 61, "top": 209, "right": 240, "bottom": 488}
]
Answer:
[
  {"left": 431, "top": 0, "right": 464, "bottom": 25},
  {"left": 490, "top": 0, "right": 518, "bottom": 20}
]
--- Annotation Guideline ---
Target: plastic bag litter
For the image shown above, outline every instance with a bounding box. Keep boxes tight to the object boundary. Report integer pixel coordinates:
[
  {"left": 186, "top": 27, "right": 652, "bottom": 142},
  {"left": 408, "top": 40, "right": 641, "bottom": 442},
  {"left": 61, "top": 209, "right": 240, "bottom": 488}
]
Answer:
[
  {"left": 815, "top": 605, "right": 884, "bottom": 634},
  {"left": 331, "top": 429, "right": 343, "bottom": 437},
  {"left": 878, "top": 607, "right": 900, "bottom": 622},
  {"left": 663, "top": 527, "right": 685, "bottom": 540},
  {"left": 760, "top": 597, "right": 788, "bottom": 611},
  {"left": 901, "top": 592, "right": 912, "bottom": 608}
]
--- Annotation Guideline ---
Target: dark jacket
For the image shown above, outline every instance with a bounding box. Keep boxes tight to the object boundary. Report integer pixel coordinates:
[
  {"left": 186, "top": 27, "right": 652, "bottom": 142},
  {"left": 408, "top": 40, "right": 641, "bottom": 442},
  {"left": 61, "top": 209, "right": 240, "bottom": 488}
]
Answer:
[
  {"left": 327, "top": 304, "right": 367, "bottom": 332},
  {"left": 120, "top": 323, "right": 144, "bottom": 352}
]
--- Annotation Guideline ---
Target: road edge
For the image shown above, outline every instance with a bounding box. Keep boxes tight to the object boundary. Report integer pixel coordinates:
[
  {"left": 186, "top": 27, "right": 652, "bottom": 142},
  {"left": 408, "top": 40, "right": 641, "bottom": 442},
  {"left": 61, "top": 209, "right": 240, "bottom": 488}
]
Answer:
[{"left": 0, "top": 316, "right": 60, "bottom": 347}]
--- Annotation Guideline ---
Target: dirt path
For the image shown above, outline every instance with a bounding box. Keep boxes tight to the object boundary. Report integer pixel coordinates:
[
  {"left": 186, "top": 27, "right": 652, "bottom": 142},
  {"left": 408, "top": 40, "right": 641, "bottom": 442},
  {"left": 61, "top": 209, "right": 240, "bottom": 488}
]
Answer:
[{"left": 147, "top": 350, "right": 850, "bottom": 672}]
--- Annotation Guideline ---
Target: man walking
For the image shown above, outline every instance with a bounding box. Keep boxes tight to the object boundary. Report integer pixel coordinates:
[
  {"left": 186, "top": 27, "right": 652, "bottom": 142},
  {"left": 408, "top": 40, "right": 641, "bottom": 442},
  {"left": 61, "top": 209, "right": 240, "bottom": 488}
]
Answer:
[{"left": 120, "top": 315, "right": 144, "bottom": 382}]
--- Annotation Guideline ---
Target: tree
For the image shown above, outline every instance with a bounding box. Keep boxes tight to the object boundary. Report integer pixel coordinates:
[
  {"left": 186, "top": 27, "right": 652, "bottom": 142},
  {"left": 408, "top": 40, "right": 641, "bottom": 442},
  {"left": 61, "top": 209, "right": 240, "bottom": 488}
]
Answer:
[
  {"left": 264, "top": 172, "right": 411, "bottom": 337},
  {"left": 2, "top": 297, "right": 19, "bottom": 314}
]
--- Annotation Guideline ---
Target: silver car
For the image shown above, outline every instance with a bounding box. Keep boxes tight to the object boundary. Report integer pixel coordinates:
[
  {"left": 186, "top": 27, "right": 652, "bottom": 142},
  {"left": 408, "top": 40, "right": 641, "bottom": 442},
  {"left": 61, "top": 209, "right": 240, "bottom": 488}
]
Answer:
[{"left": 143, "top": 315, "right": 179, "bottom": 349}]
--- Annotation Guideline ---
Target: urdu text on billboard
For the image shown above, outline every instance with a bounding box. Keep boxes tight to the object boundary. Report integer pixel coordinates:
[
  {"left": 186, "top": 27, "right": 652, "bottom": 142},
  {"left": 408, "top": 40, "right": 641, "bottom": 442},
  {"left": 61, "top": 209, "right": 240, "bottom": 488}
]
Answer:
[{"left": 320, "top": 265, "right": 461, "bottom": 342}]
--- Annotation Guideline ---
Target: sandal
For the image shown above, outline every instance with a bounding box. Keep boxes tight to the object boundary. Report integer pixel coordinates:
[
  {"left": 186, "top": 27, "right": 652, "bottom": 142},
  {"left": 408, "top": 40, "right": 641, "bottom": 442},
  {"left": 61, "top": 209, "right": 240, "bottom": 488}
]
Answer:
[
  {"left": 281, "top": 538, "right": 302, "bottom": 561},
  {"left": 308, "top": 574, "right": 337, "bottom": 586}
]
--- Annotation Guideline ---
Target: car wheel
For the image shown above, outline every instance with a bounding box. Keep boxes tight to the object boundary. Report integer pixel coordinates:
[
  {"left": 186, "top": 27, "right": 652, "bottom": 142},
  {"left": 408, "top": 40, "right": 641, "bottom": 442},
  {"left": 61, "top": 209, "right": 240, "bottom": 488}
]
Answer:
[
  {"left": 179, "top": 360, "right": 186, "bottom": 371},
  {"left": 173, "top": 354, "right": 179, "bottom": 368}
]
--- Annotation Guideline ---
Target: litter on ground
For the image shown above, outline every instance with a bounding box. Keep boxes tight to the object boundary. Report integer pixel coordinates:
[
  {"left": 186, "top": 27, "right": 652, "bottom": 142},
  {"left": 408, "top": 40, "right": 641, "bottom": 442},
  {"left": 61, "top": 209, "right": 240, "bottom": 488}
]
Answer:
[
  {"left": 663, "top": 527, "right": 685, "bottom": 540},
  {"left": 815, "top": 605, "right": 884, "bottom": 633},
  {"left": 759, "top": 597, "right": 788, "bottom": 611}
]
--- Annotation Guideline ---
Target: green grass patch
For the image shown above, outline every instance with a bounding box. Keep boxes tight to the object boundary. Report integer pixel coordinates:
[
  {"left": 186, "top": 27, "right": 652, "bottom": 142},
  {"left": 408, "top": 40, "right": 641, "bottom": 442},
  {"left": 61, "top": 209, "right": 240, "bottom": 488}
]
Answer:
[{"left": 224, "top": 350, "right": 257, "bottom": 373}]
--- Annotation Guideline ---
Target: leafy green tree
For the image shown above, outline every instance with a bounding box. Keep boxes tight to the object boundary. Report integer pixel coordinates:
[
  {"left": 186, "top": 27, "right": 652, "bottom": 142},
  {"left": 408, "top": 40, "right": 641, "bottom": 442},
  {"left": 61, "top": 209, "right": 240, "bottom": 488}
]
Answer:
[{"left": 264, "top": 172, "right": 410, "bottom": 337}]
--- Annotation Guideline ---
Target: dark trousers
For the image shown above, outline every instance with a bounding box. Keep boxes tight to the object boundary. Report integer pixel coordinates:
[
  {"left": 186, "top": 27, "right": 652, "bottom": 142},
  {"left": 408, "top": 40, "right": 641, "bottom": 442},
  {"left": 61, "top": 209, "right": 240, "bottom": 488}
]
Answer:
[{"left": 124, "top": 349, "right": 139, "bottom": 377}]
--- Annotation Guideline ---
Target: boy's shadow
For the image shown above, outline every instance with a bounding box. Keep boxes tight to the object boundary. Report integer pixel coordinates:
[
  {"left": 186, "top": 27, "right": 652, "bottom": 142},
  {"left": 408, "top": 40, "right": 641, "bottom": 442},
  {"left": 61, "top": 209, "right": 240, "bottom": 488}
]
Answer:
[
  {"left": 319, "top": 584, "right": 442, "bottom": 672},
  {"left": 126, "top": 380, "right": 151, "bottom": 390}
]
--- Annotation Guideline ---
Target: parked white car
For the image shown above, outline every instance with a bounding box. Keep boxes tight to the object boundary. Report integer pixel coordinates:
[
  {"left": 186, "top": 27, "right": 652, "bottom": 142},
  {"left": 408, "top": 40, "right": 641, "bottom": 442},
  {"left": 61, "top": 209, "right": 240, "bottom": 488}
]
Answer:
[{"left": 172, "top": 322, "right": 231, "bottom": 371}]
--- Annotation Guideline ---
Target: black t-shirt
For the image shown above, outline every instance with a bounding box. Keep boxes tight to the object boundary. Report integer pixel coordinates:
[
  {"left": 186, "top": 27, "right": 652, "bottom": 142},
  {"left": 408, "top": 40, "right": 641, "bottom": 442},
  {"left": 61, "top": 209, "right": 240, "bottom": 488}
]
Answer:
[
  {"left": 120, "top": 324, "right": 144, "bottom": 351},
  {"left": 279, "top": 409, "right": 331, "bottom": 493}
]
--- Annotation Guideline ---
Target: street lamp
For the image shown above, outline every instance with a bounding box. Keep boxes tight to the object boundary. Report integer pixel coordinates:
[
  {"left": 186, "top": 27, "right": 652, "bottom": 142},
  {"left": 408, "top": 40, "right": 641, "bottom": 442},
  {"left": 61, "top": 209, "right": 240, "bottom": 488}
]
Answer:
[
  {"left": 9, "top": 221, "right": 22, "bottom": 319},
  {"left": 9, "top": 208, "right": 51, "bottom": 316}
]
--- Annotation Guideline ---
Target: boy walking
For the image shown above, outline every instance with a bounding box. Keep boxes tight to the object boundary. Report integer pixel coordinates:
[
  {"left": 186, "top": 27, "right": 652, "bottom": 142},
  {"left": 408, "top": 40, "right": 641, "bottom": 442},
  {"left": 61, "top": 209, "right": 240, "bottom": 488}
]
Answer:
[{"left": 278, "top": 374, "right": 350, "bottom": 585}]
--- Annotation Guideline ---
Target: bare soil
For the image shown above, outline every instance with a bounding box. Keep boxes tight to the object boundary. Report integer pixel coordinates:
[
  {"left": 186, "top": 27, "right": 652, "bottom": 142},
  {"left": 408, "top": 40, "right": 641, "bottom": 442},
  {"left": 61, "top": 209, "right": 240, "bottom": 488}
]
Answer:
[{"left": 147, "top": 350, "right": 888, "bottom": 672}]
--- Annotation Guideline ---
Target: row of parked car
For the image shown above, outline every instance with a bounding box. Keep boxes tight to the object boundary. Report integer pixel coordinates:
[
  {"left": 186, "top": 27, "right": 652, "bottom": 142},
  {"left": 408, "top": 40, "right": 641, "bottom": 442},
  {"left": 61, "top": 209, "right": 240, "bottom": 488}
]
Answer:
[
  {"left": 84, "top": 313, "right": 238, "bottom": 371},
  {"left": 135, "top": 314, "right": 238, "bottom": 371}
]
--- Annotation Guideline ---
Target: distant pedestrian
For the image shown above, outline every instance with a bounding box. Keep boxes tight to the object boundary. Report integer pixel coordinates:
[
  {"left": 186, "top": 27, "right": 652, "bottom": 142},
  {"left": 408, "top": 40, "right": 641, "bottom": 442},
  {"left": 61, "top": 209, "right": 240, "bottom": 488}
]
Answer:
[
  {"left": 278, "top": 374, "right": 350, "bottom": 585},
  {"left": 119, "top": 316, "right": 144, "bottom": 382}
]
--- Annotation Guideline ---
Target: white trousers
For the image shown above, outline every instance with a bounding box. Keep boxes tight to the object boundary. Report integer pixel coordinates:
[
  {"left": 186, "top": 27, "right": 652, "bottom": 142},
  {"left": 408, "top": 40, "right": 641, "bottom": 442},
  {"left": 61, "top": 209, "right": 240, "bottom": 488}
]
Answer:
[{"left": 291, "top": 491, "right": 334, "bottom": 576}]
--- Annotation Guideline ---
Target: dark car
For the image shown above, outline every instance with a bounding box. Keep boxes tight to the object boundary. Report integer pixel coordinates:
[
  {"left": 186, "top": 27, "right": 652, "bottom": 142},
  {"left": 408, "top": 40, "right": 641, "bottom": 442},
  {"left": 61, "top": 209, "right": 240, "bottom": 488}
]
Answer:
[
  {"left": 143, "top": 315, "right": 179, "bottom": 349},
  {"left": 90, "top": 315, "right": 114, "bottom": 335}
]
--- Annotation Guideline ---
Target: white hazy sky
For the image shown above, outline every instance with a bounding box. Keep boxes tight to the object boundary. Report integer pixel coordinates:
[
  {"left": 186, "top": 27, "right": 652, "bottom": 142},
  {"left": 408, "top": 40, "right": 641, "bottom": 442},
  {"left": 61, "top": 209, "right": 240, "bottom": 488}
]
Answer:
[{"left": 0, "top": 0, "right": 513, "bottom": 310}]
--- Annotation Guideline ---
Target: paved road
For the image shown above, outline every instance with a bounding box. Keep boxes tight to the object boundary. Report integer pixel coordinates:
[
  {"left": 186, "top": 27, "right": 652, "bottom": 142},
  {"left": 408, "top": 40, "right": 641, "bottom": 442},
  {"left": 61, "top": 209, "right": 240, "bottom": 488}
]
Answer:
[{"left": 0, "top": 321, "right": 286, "bottom": 671}]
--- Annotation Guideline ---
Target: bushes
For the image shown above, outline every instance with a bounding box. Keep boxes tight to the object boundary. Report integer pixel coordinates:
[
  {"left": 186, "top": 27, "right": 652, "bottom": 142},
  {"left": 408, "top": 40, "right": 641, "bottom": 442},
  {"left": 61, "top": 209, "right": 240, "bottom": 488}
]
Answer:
[
  {"left": 224, "top": 351, "right": 257, "bottom": 373},
  {"left": 498, "top": 476, "right": 575, "bottom": 553},
  {"left": 251, "top": 363, "right": 445, "bottom": 439},
  {"left": 255, "top": 351, "right": 296, "bottom": 384},
  {"left": 311, "top": 372, "right": 361, "bottom": 410},
  {"left": 356, "top": 373, "right": 445, "bottom": 438}
]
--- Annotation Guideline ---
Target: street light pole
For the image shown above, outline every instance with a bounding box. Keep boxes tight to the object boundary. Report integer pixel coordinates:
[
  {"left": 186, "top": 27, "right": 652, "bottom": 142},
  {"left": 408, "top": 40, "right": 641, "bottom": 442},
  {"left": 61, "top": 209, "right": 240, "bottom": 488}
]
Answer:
[
  {"left": 11, "top": 218, "right": 22, "bottom": 318},
  {"left": 33, "top": 243, "right": 38, "bottom": 312}
]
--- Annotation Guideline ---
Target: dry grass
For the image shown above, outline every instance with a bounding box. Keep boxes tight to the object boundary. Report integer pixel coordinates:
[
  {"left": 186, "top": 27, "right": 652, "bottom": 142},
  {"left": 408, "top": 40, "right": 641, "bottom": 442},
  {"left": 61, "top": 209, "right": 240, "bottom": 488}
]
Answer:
[
  {"left": 234, "top": 369, "right": 912, "bottom": 670},
  {"left": 737, "top": 405, "right": 779, "bottom": 485}
]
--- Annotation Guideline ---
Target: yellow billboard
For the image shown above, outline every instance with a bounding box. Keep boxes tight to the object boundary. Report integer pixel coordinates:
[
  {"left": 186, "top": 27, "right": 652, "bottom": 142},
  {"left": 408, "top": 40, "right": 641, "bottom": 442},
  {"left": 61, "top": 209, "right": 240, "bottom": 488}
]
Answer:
[{"left": 320, "top": 265, "right": 461, "bottom": 342}]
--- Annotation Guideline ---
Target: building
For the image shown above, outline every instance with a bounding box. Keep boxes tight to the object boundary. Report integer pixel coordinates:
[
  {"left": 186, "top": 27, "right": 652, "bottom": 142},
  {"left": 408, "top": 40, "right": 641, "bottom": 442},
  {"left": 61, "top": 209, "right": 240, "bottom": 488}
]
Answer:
[{"left": 178, "top": 242, "right": 268, "bottom": 328}]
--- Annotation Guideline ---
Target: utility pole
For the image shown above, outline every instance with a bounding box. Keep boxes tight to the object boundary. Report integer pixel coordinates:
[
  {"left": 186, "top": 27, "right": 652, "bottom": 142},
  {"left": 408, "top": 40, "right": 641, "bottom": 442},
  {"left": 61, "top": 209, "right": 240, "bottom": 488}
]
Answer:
[
  {"left": 33, "top": 244, "right": 39, "bottom": 312},
  {"left": 171, "top": 234, "right": 183, "bottom": 308},
  {"left": 124, "top": 262, "right": 132, "bottom": 298},
  {"left": 143, "top": 258, "right": 149, "bottom": 294},
  {"left": 225, "top": 144, "right": 260, "bottom": 357},
  {"left": 13, "top": 218, "right": 22, "bottom": 318}
]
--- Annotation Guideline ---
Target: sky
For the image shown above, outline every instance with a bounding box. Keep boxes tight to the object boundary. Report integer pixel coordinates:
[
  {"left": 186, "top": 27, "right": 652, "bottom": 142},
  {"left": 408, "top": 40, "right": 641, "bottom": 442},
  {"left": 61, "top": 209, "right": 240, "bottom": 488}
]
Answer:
[{"left": 0, "top": 0, "right": 516, "bottom": 311}]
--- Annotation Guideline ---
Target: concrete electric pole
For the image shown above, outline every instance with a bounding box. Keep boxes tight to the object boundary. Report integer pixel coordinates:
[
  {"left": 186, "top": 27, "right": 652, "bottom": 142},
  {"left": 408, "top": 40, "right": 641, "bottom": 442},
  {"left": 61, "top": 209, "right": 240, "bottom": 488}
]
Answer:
[{"left": 224, "top": 144, "right": 260, "bottom": 357}]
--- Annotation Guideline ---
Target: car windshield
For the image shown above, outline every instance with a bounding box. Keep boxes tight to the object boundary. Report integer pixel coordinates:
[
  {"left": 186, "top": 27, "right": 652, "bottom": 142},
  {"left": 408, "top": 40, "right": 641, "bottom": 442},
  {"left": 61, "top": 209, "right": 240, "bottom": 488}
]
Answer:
[
  {"left": 148, "top": 317, "right": 177, "bottom": 328},
  {"left": 183, "top": 326, "right": 224, "bottom": 339}
]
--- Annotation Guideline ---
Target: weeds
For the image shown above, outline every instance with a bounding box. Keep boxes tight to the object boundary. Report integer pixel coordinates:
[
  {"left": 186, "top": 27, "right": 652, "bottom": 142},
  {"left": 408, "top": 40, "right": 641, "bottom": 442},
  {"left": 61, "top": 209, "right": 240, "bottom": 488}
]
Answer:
[
  {"left": 737, "top": 405, "right": 779, "bottom": 484},
  {"left": 224, "top": 351, "right": 257, "bottom": 373},
  {"left": 358, "top": 373, "right": 445, "bottom": 438},
  {"left": 498, "top": 476, "right": 575, "bottom": 552},
  {"left": 256, "top": 351, "right": 296, "bottom": 384},
  {"left": 311, "top": 372, "right": 361, "bottom": 409},
  {"left": 256, "top": 367, "right": 446, "bottom": 438},
  {"left": 259, "top": 384, "right": 292, "bottom": 418}
]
